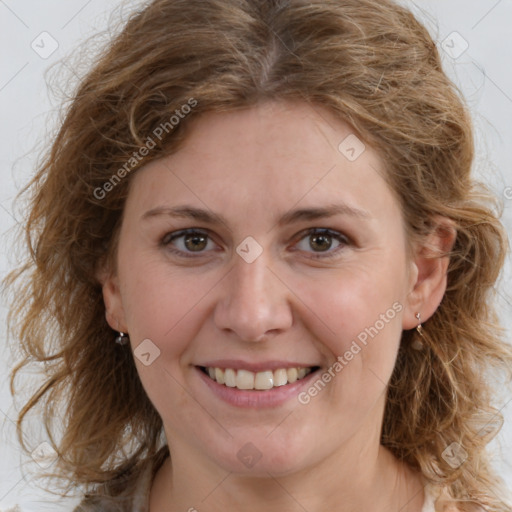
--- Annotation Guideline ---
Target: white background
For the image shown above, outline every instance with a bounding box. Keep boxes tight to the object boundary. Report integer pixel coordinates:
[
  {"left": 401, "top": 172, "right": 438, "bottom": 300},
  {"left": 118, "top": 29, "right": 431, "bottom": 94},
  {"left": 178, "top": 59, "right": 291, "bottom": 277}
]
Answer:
[{"left": 1, "top": 1, "right": 511, "bottom": 510}]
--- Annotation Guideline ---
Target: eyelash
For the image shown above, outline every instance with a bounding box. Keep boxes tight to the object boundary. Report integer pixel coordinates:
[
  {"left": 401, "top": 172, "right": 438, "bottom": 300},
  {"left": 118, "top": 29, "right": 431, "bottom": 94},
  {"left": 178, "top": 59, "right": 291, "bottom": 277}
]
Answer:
[{"left": 160, "top": 228, "right": 350, "bottom": 260}]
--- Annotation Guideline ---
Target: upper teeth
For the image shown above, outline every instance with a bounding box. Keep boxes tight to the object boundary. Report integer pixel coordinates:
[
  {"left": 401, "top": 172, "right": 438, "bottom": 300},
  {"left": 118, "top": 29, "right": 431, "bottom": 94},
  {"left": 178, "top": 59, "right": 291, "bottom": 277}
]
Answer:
[{"left": 206, "top": 367, "right": 313, "bottom": 390}]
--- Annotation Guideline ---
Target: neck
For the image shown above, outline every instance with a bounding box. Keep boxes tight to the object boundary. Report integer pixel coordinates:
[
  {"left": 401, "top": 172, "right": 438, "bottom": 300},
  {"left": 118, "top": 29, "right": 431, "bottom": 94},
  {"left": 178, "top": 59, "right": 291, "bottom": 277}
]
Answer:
[{"left": 149, "top": 434, "right": 425, "bottom": 512}]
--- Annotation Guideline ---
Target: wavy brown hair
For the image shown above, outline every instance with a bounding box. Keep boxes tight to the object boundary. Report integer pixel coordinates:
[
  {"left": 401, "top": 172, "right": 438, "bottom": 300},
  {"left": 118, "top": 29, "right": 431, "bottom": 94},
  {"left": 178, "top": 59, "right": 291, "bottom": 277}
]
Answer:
[{"left": 6, "top": 0, "right": 512, "bottom": 509}]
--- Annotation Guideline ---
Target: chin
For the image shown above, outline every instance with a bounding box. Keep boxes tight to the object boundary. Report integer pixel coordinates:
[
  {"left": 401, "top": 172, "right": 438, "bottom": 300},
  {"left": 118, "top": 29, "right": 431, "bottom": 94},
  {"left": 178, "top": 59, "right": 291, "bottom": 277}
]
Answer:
[{"left": 205, "top": 434, "right": 313, "bottom": 477}]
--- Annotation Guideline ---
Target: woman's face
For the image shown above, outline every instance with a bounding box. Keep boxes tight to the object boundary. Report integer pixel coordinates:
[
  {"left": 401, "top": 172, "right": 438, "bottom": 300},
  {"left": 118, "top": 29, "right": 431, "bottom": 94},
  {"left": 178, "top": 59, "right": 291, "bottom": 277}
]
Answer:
[{"left": 104, "top": 100, "right": 420, "bottom": 476}]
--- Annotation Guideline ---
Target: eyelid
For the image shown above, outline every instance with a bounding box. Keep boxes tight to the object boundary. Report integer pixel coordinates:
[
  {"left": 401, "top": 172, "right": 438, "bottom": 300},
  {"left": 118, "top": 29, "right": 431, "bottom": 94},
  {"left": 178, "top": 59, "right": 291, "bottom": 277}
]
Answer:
[
  {"left": 161, "top": 228, "right": 210, "bottom": 245},
  {"left": 161, "top": 227, "right": 351, "bottom": 259},
  {"left": 290, "top": 227, "right": 350, "bottom": 259}
]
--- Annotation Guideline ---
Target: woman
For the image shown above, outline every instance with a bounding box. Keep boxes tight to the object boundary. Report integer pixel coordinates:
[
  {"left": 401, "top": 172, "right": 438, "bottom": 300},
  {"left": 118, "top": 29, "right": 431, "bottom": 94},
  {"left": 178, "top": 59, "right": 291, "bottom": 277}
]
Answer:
[{"left": 6, "top": 0, "right": 512, "bottom": 510}]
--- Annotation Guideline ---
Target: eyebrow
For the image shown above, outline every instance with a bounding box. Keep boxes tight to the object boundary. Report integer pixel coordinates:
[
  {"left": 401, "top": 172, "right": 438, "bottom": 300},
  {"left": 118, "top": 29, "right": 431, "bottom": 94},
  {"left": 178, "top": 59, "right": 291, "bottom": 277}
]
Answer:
[{"left": 141, "top": 203, "right": 370, "bottom": 227}]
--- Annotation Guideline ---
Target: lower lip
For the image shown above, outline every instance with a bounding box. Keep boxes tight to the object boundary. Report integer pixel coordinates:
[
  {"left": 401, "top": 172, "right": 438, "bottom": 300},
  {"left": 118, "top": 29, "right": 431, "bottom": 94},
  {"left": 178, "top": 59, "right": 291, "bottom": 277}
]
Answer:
[{"left": 195, "top": 366, "right": 320, "bottom": 408}]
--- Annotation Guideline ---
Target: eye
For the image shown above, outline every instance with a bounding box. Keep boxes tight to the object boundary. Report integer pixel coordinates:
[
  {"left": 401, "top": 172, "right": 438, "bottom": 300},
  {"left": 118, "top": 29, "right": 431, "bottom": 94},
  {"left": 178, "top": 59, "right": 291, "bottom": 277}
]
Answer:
[
  {"left": 293, "top": 228, "right": 350, "bottom": 259},
  {"left": 161, "top": 227, "right": 350, "bottom": 260},
  {"left": 161, "top": 229, "right": 217, "bottom": 257}
]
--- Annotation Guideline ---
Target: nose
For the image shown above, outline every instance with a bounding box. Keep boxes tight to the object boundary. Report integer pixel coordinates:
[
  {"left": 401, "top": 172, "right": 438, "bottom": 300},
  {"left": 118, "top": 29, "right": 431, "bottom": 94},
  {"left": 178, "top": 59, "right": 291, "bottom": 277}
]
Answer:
[{"left": 213, "top": 249, "right": 293, "bottom": 343}]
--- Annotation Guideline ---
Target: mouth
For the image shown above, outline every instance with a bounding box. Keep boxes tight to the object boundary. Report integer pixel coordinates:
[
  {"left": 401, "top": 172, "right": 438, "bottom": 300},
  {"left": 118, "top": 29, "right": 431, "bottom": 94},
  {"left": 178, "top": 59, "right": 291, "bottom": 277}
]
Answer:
[{"left": 198, "top": 365, "right": 320, "bottom": 391}]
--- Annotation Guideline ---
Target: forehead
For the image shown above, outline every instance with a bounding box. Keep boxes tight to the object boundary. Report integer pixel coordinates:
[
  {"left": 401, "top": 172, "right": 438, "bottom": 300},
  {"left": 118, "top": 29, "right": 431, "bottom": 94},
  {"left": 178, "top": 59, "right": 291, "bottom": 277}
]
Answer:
[{"left": 126, "top": 101, "right": 401, "bottom": 226}]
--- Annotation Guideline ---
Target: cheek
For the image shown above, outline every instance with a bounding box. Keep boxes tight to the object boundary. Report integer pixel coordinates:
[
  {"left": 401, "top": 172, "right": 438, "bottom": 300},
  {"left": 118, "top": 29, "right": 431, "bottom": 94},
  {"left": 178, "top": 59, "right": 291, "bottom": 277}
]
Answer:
[
  {"left": 290, "top": 263, "right": 406, "bottom": 375},
  {"left": 289, "top": 270, "right": 405, "bottom": 429},
  {"left": 118, "top": 253, "right": 211, "bottom": 350},
  {"left": 118, "top": 258, "right": 212, "bottom": 412}
]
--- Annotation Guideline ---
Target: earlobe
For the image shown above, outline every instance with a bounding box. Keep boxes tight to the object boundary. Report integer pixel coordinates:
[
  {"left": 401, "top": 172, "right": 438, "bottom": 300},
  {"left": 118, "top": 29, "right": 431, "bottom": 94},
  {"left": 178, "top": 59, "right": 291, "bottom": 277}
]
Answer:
[{"left": 402, "top": 218, "right": 456, "bottom": 330}]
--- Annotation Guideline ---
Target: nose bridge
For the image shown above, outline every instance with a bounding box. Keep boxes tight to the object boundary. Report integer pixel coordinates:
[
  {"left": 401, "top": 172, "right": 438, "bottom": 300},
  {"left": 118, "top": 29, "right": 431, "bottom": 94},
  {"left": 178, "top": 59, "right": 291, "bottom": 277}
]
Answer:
[{"left": 214, "top": 247, "right": 292, "bottom": 342}]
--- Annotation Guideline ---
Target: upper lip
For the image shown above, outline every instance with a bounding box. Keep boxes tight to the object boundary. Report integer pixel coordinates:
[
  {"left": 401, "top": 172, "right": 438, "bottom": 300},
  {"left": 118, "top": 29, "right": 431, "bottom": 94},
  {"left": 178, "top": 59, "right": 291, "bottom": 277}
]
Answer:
[{"left": 197, "top": 360, "right": 320, "bottom": 372}]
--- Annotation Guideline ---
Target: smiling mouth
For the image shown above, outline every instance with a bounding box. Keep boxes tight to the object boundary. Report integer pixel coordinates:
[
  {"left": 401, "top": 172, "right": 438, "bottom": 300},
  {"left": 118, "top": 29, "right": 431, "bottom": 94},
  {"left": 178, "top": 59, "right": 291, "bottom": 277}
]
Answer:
[{"left": 198, "top": 366, "right": 320, "bottom": 391}]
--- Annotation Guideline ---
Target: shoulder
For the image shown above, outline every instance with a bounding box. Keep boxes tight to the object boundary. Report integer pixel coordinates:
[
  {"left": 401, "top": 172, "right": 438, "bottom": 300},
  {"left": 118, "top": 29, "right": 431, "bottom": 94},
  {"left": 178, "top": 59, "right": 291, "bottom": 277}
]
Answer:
[
  {"left": 72, "top": 495, "right": 128, "bottom": 512},
  {"left": 73, "top": 446, "right": 169, "bottom": 512},
  {"left": 422, "top": 483, "right": 458, "bottom": 512},
  {"left": 72, "top": 481, "right": 144, "bottom": 512},
  {"left": 424, "top": 483, "right": 488, "bottom": 512}
]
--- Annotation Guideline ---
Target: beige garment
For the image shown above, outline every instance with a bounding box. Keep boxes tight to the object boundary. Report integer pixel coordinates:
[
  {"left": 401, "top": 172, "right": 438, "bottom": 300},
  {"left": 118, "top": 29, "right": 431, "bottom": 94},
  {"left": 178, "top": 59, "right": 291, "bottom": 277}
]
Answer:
[
  {"left": 72, "top": 446, "right": 168, "bottom": 512},
  {"left": 422, "top": 484, "right": 438, "bottom": 512}
]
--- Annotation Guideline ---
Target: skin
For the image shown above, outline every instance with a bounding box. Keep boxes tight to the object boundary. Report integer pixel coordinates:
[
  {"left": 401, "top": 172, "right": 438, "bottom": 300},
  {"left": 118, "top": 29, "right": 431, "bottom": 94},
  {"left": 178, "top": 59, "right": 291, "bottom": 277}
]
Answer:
[{"left": 100, "top": 100, "right": 454, "bottom": 512}]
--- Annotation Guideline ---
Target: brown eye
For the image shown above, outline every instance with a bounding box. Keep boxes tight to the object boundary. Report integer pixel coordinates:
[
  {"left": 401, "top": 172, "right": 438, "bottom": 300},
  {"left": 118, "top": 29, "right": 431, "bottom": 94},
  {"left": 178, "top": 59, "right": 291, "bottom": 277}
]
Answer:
[
  {"left": 183, "top": 232, "right": 208, "bottom": 251},
  {"left": 309, "top": 233, "right": 333, "bottom": 252},
  {"left": 294, "top": 228, "right": 350, "bottom": 259},
  {"left": 161, "top": 229, "right": 215, "bottom": 256}
]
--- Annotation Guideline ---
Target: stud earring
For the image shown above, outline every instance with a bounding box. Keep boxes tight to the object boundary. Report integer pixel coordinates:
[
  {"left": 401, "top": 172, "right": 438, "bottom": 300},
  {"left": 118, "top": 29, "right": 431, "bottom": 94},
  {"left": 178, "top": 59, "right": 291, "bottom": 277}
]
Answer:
[
  {"left": 115, "top": 332, "right": 129, "bottom": 345},
  {"left": 411, "top": 313, "right": 424, "bottom": 350}
]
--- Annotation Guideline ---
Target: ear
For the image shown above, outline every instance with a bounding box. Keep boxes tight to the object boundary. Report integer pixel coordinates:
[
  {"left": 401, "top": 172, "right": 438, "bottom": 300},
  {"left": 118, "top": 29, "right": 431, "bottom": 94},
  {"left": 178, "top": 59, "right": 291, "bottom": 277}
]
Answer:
[
  {"left": 402, "top": 217, "right": 456, "bottom": 330},
  {"left": 96, "top": 266, "right": 128, "bottom": 333}
]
